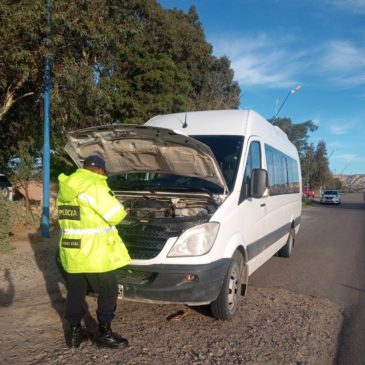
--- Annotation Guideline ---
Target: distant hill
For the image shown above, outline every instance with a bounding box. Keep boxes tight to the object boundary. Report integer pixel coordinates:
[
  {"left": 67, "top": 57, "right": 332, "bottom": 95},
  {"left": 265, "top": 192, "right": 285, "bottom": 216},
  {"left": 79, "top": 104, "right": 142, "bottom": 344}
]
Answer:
[{"left": 334, "top": 174, "right": 365, "bottom": 192}]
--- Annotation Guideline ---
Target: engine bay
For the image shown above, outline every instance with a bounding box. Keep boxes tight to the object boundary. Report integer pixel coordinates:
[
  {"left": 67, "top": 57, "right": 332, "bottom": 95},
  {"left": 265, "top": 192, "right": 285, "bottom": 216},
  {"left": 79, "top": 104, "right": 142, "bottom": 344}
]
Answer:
[
  {"left": 113, "top": 191, "right": 224, "bottom": 260},
  {"left": 115, "top": 191, "right": 222, "bottom": 221}
]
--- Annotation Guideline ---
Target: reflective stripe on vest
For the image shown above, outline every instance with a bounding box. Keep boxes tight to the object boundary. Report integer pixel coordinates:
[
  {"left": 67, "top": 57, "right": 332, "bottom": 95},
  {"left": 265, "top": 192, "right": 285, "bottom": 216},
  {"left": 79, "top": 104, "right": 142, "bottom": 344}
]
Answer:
[
  {"left": 103, "top": 202, "right": 123, "bottom": 221},
  {"left": 78, "top": 192, "right": 96, "bottom": 205},
  {"left": 62, "top": 227, "right": 117, "bottom": 235}
]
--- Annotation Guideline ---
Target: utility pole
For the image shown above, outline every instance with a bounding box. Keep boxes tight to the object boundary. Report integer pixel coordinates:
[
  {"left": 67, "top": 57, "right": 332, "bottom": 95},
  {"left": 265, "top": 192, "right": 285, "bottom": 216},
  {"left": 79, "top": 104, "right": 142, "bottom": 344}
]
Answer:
[{"left": 42, "top": 0, "right": 52, "bottom": 238}]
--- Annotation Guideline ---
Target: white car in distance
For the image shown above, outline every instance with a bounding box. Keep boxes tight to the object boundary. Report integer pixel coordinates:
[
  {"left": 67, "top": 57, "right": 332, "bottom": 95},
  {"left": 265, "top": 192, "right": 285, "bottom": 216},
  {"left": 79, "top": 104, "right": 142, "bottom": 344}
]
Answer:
[{"left": 320, "top": 189, "right": 341, "bottom": 205}]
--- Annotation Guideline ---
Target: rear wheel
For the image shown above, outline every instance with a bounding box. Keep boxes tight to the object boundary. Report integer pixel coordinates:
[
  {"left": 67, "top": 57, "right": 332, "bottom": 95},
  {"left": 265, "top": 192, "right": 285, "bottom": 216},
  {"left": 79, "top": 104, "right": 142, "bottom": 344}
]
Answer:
[
  {"left": 210, "top": 251, "right": 244, "bottom": 320},
  {"left": 278, "top": 226, "right": 295, "bottom": 258}
]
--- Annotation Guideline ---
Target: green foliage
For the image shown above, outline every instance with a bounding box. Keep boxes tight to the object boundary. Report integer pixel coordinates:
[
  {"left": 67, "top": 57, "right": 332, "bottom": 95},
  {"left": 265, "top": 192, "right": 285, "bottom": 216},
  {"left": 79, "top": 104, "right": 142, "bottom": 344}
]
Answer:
[
  {"left": 313, "top": 140, "right": 331, "bottom": 189},
  {"left": 301, "top": 194, "right": 310, "bottom": 207},
  {"left": 10, "top": 200, "right": 41, "bottom": 227},
  {"left": 0, "top": 0, "right": 46, "bottom": 167},
  {"left": 0, "top": 198, "right": 40, "bottom": 253},
  {"left": 302, "top": 143, "right": 317, "bottom": 187},
  {"left": 0, "top": 0, "right": 241, "bottom": 174},
  {"left": 272, "top": 117, "right": 318, "bottom": 156},
  {"left": 10, "top": 138, "right": 42, "bottom": 217},
  {"left": 0, "top": 197, "right": 13, "bottom": 252},
  {"left": 333, "top": 177, "right": 345, "bottom": 190},
  {"left": 14, "top": 139, "right": 35, "bottom": 181},
  {"left": 0, "top": 198, "right": 12, "bottom": 252}
]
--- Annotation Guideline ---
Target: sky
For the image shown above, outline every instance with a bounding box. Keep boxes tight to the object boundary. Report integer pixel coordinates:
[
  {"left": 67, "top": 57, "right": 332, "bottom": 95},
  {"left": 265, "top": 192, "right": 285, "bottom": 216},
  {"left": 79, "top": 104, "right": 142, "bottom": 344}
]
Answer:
[{"left": 159, "top": 0, "right": 365, "bottom": 175}]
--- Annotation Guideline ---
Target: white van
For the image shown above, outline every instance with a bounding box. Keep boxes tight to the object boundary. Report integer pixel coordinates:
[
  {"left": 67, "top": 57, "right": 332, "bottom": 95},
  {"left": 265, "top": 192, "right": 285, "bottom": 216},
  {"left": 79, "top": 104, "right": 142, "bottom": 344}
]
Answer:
[{"left": 65, "top": 109, "right": 302, "bottom": 320}]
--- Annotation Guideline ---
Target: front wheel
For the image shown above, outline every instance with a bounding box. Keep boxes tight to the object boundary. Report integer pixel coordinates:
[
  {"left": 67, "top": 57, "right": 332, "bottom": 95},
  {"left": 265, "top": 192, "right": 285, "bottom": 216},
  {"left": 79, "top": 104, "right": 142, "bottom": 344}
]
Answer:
[{"left": 210, "top": 251, "right": 244, "bottom": 320}]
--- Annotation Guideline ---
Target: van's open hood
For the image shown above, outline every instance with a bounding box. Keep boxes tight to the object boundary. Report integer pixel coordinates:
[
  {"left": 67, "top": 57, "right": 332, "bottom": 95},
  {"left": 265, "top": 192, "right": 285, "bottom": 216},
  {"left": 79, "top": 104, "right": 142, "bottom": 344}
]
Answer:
[{"left": 64, "top": 124, "right": 228, "bottom": 192}]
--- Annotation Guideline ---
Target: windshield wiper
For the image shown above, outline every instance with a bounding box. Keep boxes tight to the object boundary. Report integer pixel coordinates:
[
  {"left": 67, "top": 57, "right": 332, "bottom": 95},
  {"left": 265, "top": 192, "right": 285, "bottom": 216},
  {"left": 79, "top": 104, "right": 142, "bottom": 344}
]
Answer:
[
  {"left": 111, "top": 184, "right": 156, "bottom": 193},
  {"left": 163, "top": 185, "right": 220, "bottom": 196}
]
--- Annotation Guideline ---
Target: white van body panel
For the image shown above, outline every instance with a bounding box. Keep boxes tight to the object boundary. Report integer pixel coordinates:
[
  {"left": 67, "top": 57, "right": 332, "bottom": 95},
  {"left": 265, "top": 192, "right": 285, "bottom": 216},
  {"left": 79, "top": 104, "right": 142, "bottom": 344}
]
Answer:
[
  {"left": 65, "top": 109, "right": 302, "bottom": 316},
  {"left": 145, "top": 110, "right": 301, "bottom": 269}
]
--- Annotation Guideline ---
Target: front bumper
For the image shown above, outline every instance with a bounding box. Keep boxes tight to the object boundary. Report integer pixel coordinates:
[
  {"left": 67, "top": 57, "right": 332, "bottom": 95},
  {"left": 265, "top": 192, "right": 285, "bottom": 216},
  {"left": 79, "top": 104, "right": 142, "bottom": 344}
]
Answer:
[
  {"left": 116, "top": 259, "right": 231, "bottom": 305},
  {"left": 320, "top": 198, "right": 340, "bottom": 204}
]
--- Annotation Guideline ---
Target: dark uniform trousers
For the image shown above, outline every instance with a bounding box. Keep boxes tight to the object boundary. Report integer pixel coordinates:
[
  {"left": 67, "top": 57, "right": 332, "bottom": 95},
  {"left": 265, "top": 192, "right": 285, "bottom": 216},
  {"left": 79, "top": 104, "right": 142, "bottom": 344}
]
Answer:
[{"left": 66, "top": 269, "right": 119, "bottom": 326}]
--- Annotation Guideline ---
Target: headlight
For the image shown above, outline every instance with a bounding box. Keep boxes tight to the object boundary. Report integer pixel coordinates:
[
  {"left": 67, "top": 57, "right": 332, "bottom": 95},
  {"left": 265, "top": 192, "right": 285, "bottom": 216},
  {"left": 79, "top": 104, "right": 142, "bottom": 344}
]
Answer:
[{"left": 167, "top": 222, "right": 220, "bottom": 257}]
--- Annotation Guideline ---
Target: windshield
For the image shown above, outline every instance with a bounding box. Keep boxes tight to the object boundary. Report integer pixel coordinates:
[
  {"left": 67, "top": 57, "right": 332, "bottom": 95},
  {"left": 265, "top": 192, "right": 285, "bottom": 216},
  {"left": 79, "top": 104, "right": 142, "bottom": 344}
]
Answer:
[
  {"left": 191, "top": 135, "right": 244, "bottom": 190},
  {"left": 324, "top": 190, "right": 338, "bottom": 195},
  {"left": 108, "top": 172, "right": 224, "bottom": 194}
]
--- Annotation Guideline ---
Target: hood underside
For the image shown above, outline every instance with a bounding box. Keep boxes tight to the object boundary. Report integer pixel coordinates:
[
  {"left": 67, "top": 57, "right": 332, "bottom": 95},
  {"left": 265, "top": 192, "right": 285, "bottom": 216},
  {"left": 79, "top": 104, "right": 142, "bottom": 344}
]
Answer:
[{"left": 65, "top": 124, "right": 227, "bottom": 191}]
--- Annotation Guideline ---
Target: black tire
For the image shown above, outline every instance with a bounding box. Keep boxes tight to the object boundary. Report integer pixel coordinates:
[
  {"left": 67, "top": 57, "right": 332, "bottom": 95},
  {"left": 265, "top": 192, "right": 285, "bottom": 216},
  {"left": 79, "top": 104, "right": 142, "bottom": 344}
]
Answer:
[
  {"left": 278, "top": 226, "right": 295, "bottom": 258},
  {"left": 210, "top": 251, "right": 244, "bottom": 320}
]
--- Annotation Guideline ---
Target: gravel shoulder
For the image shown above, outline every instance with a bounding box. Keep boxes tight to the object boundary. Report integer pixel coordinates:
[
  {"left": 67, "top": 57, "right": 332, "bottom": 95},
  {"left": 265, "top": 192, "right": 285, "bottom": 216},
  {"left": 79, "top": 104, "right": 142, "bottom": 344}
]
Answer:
[{"left": 0, "top": 228, "right": 343, "bottom": 365}]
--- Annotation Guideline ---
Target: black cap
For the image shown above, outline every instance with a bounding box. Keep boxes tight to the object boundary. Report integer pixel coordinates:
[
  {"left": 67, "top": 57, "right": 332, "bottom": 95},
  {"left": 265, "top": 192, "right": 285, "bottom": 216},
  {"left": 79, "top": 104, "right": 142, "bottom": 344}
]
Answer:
[{"left": 83, "top": 155, "right": 106, "bottom": 171}]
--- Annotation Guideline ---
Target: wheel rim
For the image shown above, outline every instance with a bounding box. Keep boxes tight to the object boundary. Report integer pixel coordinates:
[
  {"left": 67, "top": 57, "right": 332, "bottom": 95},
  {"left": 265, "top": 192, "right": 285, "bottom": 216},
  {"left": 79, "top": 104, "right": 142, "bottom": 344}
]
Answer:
[{"left": 227, "top": 265, "right": 240, "bottom": 311}]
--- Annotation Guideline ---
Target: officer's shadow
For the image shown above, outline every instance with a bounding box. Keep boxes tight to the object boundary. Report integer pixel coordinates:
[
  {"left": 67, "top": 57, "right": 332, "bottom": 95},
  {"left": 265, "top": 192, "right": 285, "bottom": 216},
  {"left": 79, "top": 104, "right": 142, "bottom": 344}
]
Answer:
[
  {"left": 28, "top": 227, "right": 98, "bottom": 342},
  {"left": 0, "top": 268, "right": 15, "bottom": 306}
]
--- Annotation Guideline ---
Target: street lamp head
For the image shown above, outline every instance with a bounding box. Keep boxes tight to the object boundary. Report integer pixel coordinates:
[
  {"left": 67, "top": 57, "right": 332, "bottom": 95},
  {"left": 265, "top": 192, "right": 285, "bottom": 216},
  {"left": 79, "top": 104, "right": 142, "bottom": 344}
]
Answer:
[
  {"left": 272, "top": 84, "right": 302, "bottom": 122},
  {"left": 290, "top": 85, "right": 302, "bottom": 94}
]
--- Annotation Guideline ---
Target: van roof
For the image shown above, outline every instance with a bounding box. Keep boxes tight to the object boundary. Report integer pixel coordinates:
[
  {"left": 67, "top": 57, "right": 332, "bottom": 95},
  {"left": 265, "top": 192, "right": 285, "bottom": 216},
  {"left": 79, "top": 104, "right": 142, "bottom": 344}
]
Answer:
[
  {"left": 145, "top": 109, "right": 287, "bottom": 138},
  {"left": 145, "top": 109, "right": 251, "bottom": 135},
  {"left": 145, "top": 109, "right": 295, "bottom": 158}
]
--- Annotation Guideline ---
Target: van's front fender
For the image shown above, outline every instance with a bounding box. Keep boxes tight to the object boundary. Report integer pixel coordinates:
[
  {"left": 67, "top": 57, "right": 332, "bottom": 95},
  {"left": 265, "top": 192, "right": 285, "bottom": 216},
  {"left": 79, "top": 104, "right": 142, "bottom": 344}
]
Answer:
[{"left": 218, "top": 231, "right": 248, "bottom": 263}]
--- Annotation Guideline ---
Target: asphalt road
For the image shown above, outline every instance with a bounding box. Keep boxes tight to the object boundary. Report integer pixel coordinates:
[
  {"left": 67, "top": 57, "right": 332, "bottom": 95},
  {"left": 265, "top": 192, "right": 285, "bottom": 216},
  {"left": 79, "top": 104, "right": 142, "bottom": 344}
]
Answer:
[{"left": 250, "top": 192, "right": 365, "bottom": 365}]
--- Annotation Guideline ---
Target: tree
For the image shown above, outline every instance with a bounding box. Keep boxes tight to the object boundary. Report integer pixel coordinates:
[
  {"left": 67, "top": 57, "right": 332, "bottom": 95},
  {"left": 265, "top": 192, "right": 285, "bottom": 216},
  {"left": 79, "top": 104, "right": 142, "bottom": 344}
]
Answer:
[
  {"left": 271, "top": 117, "right": 318, "bottom": 156},
  {"left": 200, "top": 56, "right": 241, "bottom": 109},
  {"left": 0, "top": 1, "right": 46, "bottom": 167},
  {"left": 313, "top": 140, "right": 331, "bottom": 189},
  {"left": 301, "top": 143, "right": 317, "bottom": 188},
  {"left": 0, "top": 1, "right": 45, "bottom": 122},
  {"left": 0, "top": 0, "right": 241, "bottom": 173},
  {"left": 12, "top": 138, "right": 41, "bottom": 220}
]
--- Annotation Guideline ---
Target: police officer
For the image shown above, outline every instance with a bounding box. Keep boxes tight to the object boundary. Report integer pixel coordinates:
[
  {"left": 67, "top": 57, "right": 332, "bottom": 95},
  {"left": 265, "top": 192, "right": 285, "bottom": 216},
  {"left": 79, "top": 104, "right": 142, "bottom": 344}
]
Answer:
[{"left": 57, "top": 155, "right": 131, "bottom": 349}]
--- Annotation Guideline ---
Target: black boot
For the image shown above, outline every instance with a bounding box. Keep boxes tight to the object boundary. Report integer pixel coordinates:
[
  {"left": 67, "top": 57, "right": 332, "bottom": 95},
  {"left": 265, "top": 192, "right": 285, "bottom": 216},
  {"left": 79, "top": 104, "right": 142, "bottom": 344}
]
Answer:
[
  {"left": 96, "top": 323, "right": 129, "bottom": 349},
  {"left": 69, "top": 323, "right": 83, "bottom": 348}
]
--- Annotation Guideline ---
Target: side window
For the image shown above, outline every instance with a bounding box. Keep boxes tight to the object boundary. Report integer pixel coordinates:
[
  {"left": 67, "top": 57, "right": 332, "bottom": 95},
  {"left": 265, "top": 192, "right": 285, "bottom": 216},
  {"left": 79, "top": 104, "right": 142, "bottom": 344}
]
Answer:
[
  {"left": 264, "top": 143, "right": 300, "bottom": 195},
  {"left": 240, "top": 141, "right": 261, "bottom": 202},
  {"left": 265, "top": 146, "right": 275, "bottom": 190}
]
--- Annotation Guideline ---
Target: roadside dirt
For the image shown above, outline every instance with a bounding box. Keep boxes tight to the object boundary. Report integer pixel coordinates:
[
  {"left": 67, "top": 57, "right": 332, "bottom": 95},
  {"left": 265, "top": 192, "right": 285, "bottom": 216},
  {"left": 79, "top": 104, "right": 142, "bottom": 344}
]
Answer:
[{"left": 0, "top": 227, "right": 343, "bottom": 365}]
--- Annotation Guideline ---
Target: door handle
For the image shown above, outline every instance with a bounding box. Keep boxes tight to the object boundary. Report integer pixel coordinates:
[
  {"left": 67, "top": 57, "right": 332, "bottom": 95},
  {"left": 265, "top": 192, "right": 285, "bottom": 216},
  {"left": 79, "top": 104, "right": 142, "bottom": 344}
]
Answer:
[{"left": 260, "top": 203, "right": 266, "bottom": 207}]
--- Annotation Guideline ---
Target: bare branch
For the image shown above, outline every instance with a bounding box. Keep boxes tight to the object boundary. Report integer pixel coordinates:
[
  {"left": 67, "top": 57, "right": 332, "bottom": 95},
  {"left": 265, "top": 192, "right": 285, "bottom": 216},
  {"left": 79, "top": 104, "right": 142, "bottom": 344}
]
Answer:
[{"left": 0, "top": 77, "right": 33, "bottom": 122}]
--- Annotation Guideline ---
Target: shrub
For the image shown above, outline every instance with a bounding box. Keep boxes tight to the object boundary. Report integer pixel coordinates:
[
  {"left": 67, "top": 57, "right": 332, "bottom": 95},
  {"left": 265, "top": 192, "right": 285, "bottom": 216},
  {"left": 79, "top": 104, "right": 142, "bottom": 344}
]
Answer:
[
  {"left": 0, "top": 198, "right": 13, "bottom": 252},
  {"left": 0, "top": 198, "right": 42, "bottom": 253}
]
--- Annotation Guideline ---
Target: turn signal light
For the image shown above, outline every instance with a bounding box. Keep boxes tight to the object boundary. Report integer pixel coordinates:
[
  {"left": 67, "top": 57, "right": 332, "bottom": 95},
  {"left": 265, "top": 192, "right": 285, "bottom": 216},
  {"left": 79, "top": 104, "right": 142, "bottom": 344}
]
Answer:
[{"left": 183, "top": 274, "right": 199, "bottom": 282}]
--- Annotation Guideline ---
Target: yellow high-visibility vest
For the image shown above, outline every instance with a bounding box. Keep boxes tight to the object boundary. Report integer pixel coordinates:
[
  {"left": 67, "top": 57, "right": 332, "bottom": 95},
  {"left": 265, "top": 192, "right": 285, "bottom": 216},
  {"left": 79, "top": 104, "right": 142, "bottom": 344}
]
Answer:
[{"left": 57, "top": 168, "right": 131, "bottom": 273}]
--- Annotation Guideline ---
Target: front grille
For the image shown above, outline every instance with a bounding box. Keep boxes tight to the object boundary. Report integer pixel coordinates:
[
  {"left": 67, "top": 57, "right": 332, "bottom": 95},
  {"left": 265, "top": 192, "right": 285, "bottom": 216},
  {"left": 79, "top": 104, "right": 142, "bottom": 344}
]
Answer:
[
  {"left": 117, "top": 216, "right": 210, "bottom": 260},
  {"left": 117, "top": 224, "right": 176, "bottom": 260}
]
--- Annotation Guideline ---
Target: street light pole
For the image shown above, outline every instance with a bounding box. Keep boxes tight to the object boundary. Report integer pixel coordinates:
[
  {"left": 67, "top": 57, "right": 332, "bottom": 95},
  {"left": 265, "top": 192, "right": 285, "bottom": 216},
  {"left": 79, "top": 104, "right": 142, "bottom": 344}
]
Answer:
[
  {"left": 273, "top": 85, "right": 302, "bottom": 121},
  {"left": 42, "top": 0, "right": 52, "bottom": 238}
]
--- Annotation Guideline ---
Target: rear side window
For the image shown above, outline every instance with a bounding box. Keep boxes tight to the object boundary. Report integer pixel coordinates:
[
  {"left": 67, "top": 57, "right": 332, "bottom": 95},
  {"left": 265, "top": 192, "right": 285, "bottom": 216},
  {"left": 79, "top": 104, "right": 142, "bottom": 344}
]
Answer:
[
  {"left": 240, "top": 141, "right": 261, "bottom": 202},
  {"left": 264, "top": 144, "right": 299, "bottom": 195}
]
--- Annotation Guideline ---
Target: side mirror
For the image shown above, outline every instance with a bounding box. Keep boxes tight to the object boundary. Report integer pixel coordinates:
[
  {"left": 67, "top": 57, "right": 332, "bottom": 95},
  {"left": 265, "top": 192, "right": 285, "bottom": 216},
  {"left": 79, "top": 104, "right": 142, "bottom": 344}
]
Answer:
[{"left": 250, "top": 169, "right": 267, "bottom": 198}]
